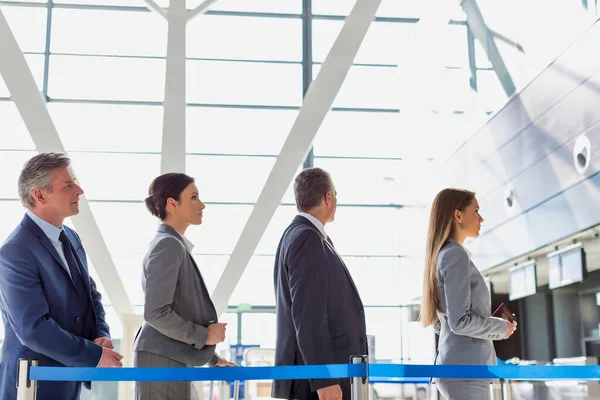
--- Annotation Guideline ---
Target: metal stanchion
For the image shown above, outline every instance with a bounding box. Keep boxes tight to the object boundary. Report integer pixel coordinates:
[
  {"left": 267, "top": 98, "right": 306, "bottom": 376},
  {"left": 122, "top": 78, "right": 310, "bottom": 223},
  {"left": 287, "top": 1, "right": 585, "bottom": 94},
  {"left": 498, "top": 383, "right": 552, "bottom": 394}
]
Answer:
[
  {"left": 16, "top": 359, "right": 38, "bottom": 400},
  {"left": 501, "top": 380, "right": 513, "bottom": 400},
  {"left": 351, "top": 355, "right": 368, "bottom": 400}
]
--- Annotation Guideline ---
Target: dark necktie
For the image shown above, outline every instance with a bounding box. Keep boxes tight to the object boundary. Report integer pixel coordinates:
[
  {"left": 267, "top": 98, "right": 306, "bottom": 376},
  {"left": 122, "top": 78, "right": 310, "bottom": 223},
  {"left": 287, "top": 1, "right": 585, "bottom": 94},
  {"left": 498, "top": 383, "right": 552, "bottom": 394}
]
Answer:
[{"left": 59, "top": 230, "right": 88, "bottom": 302}]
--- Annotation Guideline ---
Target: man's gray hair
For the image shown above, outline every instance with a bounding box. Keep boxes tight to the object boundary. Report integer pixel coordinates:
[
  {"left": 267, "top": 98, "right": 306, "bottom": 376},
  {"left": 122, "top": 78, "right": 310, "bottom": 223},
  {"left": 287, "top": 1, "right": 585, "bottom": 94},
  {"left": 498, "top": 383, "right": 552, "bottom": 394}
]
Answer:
[
  {"left": 294, "top": 167, "right": 334, "bottom": 212},
  {"left": 18, "top": 153, "right": 71, "bottom": 209}
]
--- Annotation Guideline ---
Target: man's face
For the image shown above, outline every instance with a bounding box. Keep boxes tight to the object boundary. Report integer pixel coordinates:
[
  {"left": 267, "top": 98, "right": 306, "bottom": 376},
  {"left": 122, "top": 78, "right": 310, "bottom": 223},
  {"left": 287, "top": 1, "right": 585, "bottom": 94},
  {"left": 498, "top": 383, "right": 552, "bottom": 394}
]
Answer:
[{"left": 39, "top": 167, "right": 84, "bottom": 219}]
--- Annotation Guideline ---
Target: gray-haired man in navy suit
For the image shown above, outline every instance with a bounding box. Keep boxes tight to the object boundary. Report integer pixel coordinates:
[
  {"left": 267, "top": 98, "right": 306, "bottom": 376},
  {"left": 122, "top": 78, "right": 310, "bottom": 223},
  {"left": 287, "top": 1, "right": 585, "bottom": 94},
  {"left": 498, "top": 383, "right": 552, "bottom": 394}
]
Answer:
[{"left": 273, "top": 167, "right": 367, "bottom": 400}]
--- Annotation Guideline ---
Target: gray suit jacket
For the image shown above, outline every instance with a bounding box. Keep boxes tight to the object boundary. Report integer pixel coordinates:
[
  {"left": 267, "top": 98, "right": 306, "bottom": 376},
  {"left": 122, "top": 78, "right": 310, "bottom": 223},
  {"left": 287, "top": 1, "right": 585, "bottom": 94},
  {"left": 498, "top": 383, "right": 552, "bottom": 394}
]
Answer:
[
  {"left": 435, "top": 240, "right": 506, "bottom": 373},
  {"left": 133, "top": 224, "right": 218, "bottom": 367},
  {"left": 272, "top": 216, "right": 367, "bottom": 400}
]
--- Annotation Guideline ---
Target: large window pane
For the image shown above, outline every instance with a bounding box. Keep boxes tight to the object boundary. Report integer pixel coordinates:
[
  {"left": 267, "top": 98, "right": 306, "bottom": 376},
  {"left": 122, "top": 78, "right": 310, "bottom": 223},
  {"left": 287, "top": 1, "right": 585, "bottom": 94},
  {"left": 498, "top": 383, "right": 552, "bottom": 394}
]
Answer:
[
  {"left": 0, "top": 200, "right": 26, "bottom": 244},
  {"left": 256, "top": 205, "right": 297, "bottom": 255},
  {"left": 399, "top": 258, "right": 424, "bottom": 303},
  {"left": 313, "top": 64, "right": 399, "bottom": 109},
  {"left": 48, "top": 55, "right": 165, "bottom": 101},
  {"left": 442, "top": 24, "right": 469, "bottom": 68},
  {"left": 204, "top": 0, "right": 301, "bottom": 14},
  {"left": 2, "top": 5, "right": 47, "bottom": 53},
  {"left": 346, "top": 257, "right": 401, "bottom": 305},
  {"left": 89, "top": 202, "right": 158, "bottom": 255},
  {"left": 192, "top": 255, "right": 228, "bottom": 295},
  {"left": 241, "top": 313, "right": 276, "bottom": 348},
  {"left": 187, "top": 107, "right": 297, "bottom": 155},
  {"left": 55, "top": 0, "right": 143, "bottom": 5},
  {"left": 313, "top": 20, "right": 411, "bottom": 65},
  {"left": 186, "top": 155, "right": 274, "bottom": 203},
  {"left": 230, "top": 256, "right": 275, "bottom": 306},
  {"left": 185, "top": 204, "right": 251, "bottom": 254},
  {"left": 314, "top": 158, "right": 436, "bottom": 205},
  {"left": 0, "top": 151, "right": 36, "bottom": 198},
  {"left": 49, "top": 103, "right": 163, "bottom": 153},
  {"left": 326, "top": 207, "right": 402, "bottom": 256},
  {"left": 112, "top": 254, "right": 145, "bottom": 306},
  {"left": 187, "top": 60, "right": 302, "bottom": 106},
  {"left": 365, "top": 308, "right": 401, "bottom": 360},
  {"left": 313, "top": 110, "right": 450, "bottom": 159},
  {"left": 187, "top": 15, "right": 301, "bottom": 62},
  {"left": 0, "top": 102, "right": 36, "bottom": 150},
  {"left": 0, "top": 54, "right": 45, "bottom": 97},
  {"left": 313, "top": 0, "right": 464, "bottom": 19},
  {"left": 51, "top": 8, "right": 167, "bottom": 57},
  {"left": 69, "top": 153, "right": 160, "bottom": 201}
]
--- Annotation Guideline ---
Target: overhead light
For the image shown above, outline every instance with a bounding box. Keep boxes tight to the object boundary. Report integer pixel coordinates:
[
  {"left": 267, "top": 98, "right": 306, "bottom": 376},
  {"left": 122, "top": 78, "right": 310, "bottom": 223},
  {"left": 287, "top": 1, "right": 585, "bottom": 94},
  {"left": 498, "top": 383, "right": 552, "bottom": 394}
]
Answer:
[
  {"left": 573, "top": 135, "right": 591, "bottom": 175},
  {"left": 504, "top": 184, "right": 517, "bottom": 215}
]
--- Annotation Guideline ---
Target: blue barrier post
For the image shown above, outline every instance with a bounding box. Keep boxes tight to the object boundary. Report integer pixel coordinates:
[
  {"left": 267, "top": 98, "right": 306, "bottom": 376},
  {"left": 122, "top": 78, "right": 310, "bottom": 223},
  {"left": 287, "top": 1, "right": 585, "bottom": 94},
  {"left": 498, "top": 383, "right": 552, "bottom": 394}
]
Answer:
[
  {"left": 351, "top": 355, "right": 368, "bottom": 400},
  {"left": 16, "top": 359, "right": 37, "bottom": 400}
]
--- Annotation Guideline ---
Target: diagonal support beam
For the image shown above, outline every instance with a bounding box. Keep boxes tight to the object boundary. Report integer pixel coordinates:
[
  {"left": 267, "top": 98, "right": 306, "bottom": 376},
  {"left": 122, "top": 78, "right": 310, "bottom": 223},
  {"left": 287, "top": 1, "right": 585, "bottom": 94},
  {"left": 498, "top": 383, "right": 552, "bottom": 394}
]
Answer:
[
  {"left": 0, "top": 8, "right": 134, "bottom": 318},
  {"left": 460, "top": 0, "right": 516, "bottom": 96},
  {"left": 186, "top": 0, "right": 218, "bottom": 22},
  {"left": 143, "top": 0, "right": 167, "bottom": 18},
  {"left": 211, "top": 0, "right": 382, "bottom": 316}
]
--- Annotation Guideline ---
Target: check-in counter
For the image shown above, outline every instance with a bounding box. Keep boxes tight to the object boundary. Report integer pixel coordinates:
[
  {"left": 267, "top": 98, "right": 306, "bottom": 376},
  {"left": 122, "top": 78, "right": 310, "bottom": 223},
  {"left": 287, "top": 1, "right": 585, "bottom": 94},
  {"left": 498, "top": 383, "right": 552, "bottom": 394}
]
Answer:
[{"left": 504, "top": 357, "right": 600, "bottom": 400}]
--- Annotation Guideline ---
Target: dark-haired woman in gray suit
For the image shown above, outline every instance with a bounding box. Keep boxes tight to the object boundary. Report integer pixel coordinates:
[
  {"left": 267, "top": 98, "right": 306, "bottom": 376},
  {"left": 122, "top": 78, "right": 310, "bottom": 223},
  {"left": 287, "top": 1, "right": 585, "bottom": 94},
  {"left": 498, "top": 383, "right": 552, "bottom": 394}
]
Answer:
[
  {"left": 420, "top": 188, "right": 517, "bottom": 400},
  {"left": 133, "top": 173, "right": 235, "bottom": 400}
]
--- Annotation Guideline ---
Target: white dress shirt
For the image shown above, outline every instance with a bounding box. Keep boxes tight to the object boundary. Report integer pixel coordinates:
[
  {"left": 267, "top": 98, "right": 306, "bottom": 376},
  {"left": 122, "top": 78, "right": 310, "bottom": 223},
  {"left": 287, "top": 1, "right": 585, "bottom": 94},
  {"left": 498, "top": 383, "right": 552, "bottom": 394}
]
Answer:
[{"left": 297, "top": 212, "right": 327, "bottom": 240}]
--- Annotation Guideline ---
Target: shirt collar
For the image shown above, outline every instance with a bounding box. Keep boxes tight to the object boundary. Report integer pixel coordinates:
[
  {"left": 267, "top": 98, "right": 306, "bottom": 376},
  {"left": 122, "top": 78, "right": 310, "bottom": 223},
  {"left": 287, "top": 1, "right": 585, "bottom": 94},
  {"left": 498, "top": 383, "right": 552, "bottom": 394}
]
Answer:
[
  {"left": 26, "top": 209, "right": 63, "bottom": 245},
  {"left": 298, "top": 212, "right": 327, "bottom": 239},
  {"left": 449, "top": 238, "right": 472, "bottom": 259}
]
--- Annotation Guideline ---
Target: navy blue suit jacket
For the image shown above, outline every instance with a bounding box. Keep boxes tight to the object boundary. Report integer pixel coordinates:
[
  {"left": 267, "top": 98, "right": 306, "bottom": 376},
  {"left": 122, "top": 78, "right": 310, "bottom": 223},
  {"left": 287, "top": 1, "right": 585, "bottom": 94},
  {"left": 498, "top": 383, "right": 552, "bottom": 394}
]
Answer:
[{"left": 0, "top": 214, "right": 109, "bottom": 400}]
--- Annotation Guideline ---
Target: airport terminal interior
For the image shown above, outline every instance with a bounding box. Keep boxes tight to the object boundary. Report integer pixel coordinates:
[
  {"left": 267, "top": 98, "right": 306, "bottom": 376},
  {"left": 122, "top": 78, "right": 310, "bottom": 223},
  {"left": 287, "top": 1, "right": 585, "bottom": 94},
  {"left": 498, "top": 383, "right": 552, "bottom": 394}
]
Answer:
[{"left": 2, "top": 0, "right": 600, "bottom": 399}]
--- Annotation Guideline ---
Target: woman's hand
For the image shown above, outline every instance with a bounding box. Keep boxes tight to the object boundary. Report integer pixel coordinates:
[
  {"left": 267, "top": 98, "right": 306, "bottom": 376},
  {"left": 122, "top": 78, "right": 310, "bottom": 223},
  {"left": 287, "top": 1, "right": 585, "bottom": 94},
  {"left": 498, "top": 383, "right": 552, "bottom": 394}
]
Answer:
[
  {"left": 206, "top": 322, "right": 227, "bottom": 345},
  {"left": 503, "top": 319, "right": 517, "bottom": 339},
  {"left": 216, "top": 357, "right": 237, "bottom": 367}
]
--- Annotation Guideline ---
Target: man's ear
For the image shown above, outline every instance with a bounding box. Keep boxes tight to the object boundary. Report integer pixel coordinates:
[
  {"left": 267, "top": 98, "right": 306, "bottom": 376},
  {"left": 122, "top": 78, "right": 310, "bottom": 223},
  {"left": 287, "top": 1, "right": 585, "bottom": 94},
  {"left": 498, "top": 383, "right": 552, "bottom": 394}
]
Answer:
[
  {"left": 324, "top": 191, "right": 332, "bottom": 206},
  {"left": 32, "top": 188, "right": 45, "bottom": 205}
]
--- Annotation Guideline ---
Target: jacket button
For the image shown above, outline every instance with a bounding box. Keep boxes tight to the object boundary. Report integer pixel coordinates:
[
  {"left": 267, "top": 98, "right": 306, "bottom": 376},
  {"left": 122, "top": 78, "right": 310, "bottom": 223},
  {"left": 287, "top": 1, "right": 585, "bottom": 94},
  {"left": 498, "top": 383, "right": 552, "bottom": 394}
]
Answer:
[
  {"left": 361, "top": 338, "right": 367, "bottom": 344},
  {"left": 191, "top": 344, "right": 196, "bottom": 347},
  {"left": 75, "top": 317, "right": 81, "bottom": 323}
]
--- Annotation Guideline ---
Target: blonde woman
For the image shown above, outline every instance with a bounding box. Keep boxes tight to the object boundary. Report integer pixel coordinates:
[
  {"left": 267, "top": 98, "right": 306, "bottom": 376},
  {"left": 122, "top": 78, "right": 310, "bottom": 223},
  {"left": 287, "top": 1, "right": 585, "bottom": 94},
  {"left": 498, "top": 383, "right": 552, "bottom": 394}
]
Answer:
[{"left": 420, "top": 188, "right": 517, "bottom": 400}]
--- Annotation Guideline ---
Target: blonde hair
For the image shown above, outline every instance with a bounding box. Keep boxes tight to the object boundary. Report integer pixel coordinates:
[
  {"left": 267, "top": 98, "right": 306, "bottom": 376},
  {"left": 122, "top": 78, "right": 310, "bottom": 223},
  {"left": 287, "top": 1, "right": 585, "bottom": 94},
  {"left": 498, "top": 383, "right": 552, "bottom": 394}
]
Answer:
[{"left": 420, "top": 188, "right": 475, "bottom": 327}]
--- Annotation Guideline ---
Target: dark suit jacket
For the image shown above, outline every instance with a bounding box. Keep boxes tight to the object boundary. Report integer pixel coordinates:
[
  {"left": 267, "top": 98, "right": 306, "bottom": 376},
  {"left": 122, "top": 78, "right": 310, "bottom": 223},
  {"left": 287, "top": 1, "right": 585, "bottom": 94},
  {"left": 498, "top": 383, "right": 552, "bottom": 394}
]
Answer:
[
  {"left": 272, "top": 216, "right": 367, "bottom": 400},
  {"left": 0, "top": 214, "right": 109, "bottom": 400}
]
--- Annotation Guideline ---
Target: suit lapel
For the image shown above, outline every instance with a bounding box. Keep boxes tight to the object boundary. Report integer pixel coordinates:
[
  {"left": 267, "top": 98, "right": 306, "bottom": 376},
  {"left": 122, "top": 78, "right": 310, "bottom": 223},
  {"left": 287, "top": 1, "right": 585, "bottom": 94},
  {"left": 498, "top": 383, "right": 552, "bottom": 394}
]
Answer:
[
  {"left": 293, "top": 216, "right": 362, "bottom": 297},
  {"left": 323, "top": 237, "right": 361, "bottom": 297},
  {"left": 156, "top": 224, "right": 218, "bottom": 316},
  {"left": 38, "top": 234, "right": 72, "bottom": 280}
]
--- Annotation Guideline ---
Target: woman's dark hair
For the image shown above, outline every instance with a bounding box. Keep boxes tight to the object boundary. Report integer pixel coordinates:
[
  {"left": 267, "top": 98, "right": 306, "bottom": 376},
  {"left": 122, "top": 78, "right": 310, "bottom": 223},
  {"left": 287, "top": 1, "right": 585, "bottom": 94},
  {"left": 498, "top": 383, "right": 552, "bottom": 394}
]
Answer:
[{"left": 145, "top": 173, "right": 195, "bottom": 220}]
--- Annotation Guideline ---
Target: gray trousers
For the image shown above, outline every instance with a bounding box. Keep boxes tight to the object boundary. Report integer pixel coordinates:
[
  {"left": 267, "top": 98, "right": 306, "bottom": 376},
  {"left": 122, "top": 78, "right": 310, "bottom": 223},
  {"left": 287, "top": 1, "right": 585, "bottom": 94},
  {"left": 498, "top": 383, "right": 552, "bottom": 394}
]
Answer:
[
  {"left": 134, "top": 351, "right": 198, "bottom": 400},
  {"left": 436, "top": 379, "right": 491, "bottom": 400}
]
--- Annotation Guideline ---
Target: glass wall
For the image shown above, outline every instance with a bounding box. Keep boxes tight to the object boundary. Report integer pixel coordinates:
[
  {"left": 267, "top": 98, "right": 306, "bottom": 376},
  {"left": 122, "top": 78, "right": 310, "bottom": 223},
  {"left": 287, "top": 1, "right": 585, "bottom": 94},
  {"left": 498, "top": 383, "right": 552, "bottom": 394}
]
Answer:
[{"left": 0, "top": 0, "right": 551, "bottom": 397}]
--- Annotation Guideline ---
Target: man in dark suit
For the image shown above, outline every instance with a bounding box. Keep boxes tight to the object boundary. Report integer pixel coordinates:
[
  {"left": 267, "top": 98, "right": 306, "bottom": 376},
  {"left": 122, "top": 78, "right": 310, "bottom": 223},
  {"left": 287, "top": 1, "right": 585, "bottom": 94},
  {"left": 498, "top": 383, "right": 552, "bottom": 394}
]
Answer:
[
  {"left": 0, "top": 153, "right": 123, "bottom": 400},
  {"left": 273, "top": 167, "right": 367, "bottom": 400}
]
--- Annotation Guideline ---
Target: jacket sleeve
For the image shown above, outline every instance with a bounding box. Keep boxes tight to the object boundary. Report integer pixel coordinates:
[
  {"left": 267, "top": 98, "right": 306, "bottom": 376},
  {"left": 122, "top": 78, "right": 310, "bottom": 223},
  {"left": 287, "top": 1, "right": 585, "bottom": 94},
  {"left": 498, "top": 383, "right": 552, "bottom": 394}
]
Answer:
[
  {"left": 288, "top": 230, "right": 340, "bottom": 392},
  {"left": 143, "top": 237, "right": 209, "bottom": 348},
  {"left": 441, "top": 247, "right": 506, "bottom": 340},
  {"left": 0, "top": 243, "right": 102, "bottom": 367}
]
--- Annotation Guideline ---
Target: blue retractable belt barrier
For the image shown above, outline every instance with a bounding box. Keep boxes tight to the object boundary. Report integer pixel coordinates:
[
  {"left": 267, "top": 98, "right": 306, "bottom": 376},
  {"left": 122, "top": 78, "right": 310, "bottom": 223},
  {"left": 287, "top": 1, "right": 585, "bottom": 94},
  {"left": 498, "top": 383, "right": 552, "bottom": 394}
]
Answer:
[{"left": 28, "top": 364, "right": 600, "bottom": 382}]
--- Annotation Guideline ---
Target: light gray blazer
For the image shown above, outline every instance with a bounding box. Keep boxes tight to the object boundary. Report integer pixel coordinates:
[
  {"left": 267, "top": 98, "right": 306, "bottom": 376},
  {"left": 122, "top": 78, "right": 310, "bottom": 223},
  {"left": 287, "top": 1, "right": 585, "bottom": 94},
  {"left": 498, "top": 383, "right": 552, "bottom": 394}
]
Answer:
[
  {"left": 434, "top": 240, "right": 506, "bottom": 373},
  {"left": 133, "top": 224, "right": 218, "bottom": 367}
]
